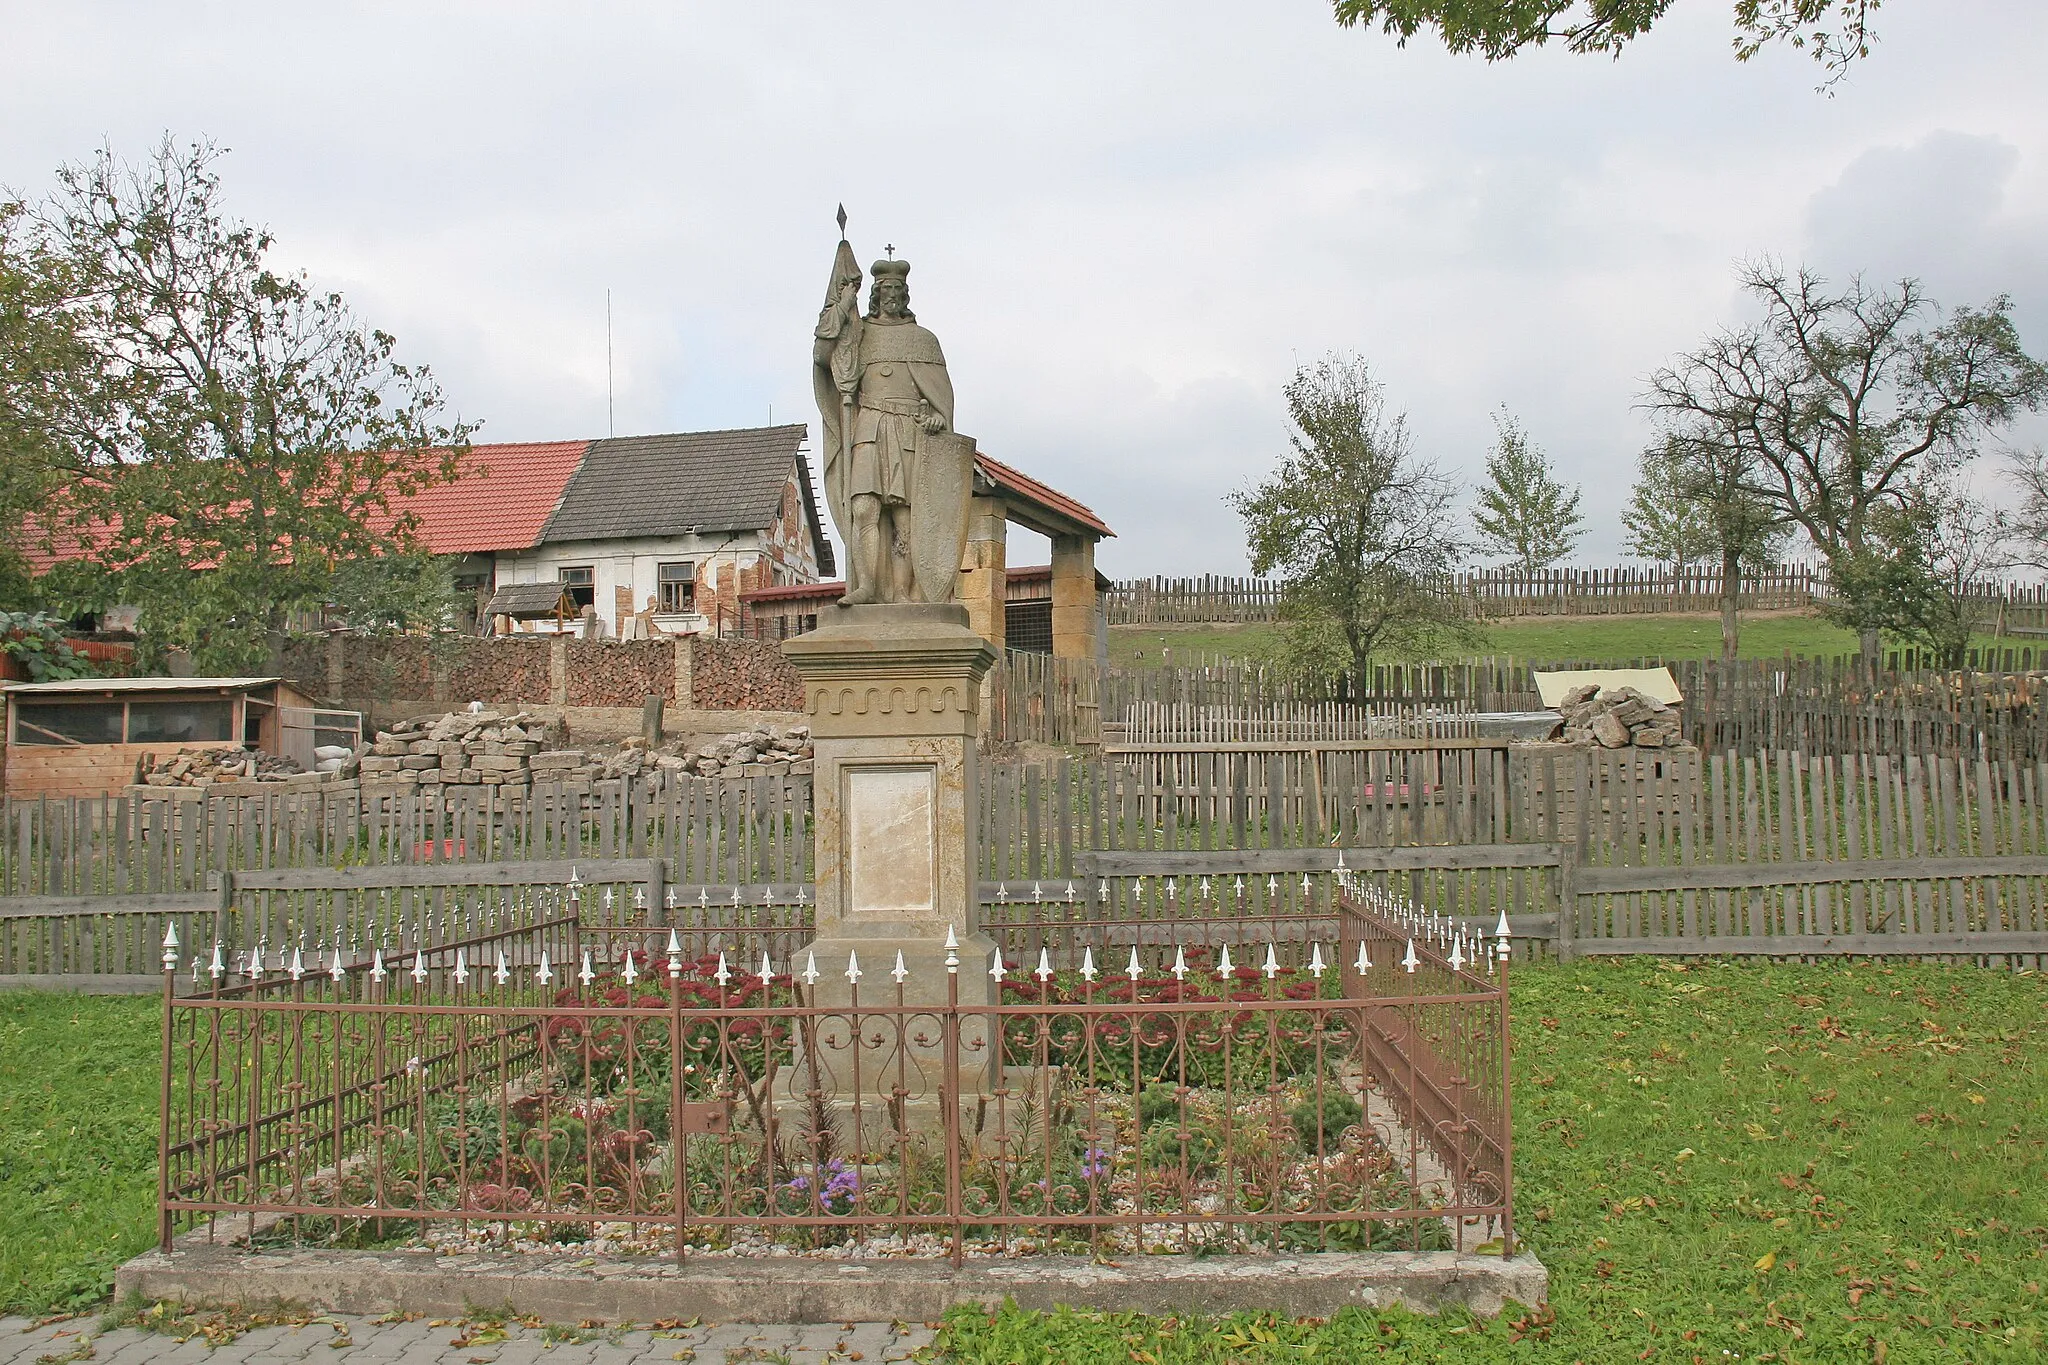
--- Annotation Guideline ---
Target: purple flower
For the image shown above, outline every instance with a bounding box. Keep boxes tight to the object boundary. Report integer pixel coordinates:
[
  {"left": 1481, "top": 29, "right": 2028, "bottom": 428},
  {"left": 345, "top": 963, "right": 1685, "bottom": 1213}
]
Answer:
[
  {"left": 1079, "top": 1146, "right": 1113, "bottom": 1181},
  {"left": 784, "top": 1159, "right": 860, "bottom": 1212}
]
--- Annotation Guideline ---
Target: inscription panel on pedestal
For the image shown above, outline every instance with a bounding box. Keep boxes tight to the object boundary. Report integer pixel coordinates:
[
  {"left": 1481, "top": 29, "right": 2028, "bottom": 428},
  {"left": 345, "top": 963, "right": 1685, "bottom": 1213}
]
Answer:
[{"left": 843, "top": 765, "right": 937, "bottom": 916}]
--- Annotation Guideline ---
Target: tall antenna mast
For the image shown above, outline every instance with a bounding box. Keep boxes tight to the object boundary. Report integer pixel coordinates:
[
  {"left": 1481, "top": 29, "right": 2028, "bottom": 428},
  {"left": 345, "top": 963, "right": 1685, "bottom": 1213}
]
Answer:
[{"left": 605, "top": 288, "right": 615, "bottom": 438}]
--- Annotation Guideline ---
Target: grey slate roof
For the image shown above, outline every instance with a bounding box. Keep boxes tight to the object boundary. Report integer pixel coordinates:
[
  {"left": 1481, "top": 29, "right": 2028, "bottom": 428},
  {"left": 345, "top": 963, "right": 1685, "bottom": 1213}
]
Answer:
[
  {"left": 484, "top": 583, "right": 574, "bottom": 618},
  {"left": 538, "top": 426, "right": 833, "bottom": 574}
]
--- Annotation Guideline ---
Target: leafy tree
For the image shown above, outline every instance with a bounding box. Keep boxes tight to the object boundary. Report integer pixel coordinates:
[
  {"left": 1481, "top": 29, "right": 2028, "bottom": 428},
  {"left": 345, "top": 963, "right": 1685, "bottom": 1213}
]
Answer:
[
  {"left": 1645, "top": 261, "right": 2048, "bottom": 659},
  {"left": 0, "top": 611, "right": 98, "bottom": 682},
  {"left": 1472, "top": 408, "right": 1582, "bottom": 573},
  {"left": 1332, "top": 0, "right": 1884, "bottom": 86},
  {"left": 2005, "top": 447, "right": 2048, "bottom": 575},
  {"left": 1820, "top": 480, "right": 2006, "bottom": 668},
  {"left": 322, "top": 551, "right": 471, "bottom": 637},
  {"left": 0, "top": 139, "right": 473, "bottom": 673},
  {"left": 0, "top": 199, "right": 69, "bottom": 610},
  {"left": 1652, "top": 435, "right": 1791, "bottom": 659},
  {"left": 1230, "top": 353, "right": 1481, "bottom": 689},
  {"left": 1621, "top": 440, "right": 1716, "bottom": 573}
]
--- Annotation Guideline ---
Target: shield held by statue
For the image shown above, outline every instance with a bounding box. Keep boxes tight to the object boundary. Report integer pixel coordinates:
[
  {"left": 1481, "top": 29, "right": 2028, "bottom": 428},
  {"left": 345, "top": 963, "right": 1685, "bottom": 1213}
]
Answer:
[{"left": 911, "top": 430, "right": 976, "bottom": 604}]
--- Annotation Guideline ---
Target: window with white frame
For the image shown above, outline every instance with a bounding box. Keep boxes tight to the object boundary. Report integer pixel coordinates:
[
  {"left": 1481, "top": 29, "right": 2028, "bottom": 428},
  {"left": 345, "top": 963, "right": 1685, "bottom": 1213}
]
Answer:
[{"left": 658, "top": 562, "right": 696, "bottom": 613}]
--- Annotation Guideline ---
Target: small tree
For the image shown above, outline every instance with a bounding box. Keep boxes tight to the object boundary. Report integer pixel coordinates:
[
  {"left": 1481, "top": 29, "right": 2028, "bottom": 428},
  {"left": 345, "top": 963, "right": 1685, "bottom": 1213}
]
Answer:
[
  {"left": 1472, "top": 408, "right": 1582, "bottom": 574},
  {"left": 1621, "top": 440, "right": 1717, "bottom": 574},
  {"left": 2006, "top": 447, "right": 2048, "bottom": 574},
  {"left": 1821, "top": 480, "right": 2008, "bottom": 668},
  {"left": 1, "top": 140, "right": 473, "bottom": 672},
  {"left": 1230, "top": 353, "right": 1480, "bottom": 689}
]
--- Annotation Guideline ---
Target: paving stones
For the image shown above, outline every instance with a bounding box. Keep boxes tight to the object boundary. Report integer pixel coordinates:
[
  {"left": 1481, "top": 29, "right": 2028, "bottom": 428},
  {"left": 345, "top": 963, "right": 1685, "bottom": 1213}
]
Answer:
[{"left": 0, "top": 1315, "right": 935, "bottom": 1365}]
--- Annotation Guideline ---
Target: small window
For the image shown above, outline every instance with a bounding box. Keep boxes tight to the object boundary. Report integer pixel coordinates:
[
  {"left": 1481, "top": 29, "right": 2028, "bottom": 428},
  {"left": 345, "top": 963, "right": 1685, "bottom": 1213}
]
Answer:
[
  {"left": 128, "top": 699, "right": 235, "bottom": 745},
  {"left": 559, "top": 566, "right": 595, "bottom": 610},
  {"left": 658, "top": 562, "right": 696, "bottom": 613},
  {"left": 14, "top": 701, "right": 125, "bottom": 746}
]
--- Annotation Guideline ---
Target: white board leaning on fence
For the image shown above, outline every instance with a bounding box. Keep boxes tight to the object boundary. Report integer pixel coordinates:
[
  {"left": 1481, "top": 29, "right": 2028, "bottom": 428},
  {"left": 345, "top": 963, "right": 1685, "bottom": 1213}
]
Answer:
[{"left": 1531, "top": 668, "right": 1682, "bottom": 708}]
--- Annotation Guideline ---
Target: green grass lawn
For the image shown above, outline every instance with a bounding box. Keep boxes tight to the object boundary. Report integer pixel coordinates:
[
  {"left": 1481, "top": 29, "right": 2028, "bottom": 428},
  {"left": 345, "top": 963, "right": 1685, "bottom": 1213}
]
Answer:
[
  {"left": 8, "top": 965, "right": 2046, "bottom": 1363},
  {"left": 1108, "top": 613, "right": 2015, "bottom": 671},
  {"left": 939, "top": 959, "right": 2048, "bottom": 1363},
  {"left": 0, "top": 992, "right": 161, "bottom": 1314}
]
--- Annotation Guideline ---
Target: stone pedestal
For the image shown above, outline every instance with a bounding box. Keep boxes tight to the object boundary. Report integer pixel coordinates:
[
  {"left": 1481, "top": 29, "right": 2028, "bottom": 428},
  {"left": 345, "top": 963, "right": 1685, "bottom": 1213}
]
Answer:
[{"left": 782, "top": 604, "right": 1000, "bottom": 1113}]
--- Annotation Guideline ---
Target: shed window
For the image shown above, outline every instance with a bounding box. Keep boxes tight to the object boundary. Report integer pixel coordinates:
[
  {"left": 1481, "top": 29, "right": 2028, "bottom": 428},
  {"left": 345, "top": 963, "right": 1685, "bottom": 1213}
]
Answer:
[
  {"left": 14, "top": 701, "right": 124, "bottom": 746},
  {"left": 658, "top": 562, "right": 696, "bottom": 613},
  {"left": 128, "top": 699, "right": 236, "bottom": 744},
  {"left": 559, "top": 566, "right": 595, "bottom": 610}
]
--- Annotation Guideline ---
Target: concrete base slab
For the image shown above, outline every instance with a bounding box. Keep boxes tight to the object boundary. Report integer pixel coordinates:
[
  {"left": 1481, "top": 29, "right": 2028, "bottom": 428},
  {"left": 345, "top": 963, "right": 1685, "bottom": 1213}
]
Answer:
[{"left": 116, "top": 1241, "right": 1546, "bottom": 1323}]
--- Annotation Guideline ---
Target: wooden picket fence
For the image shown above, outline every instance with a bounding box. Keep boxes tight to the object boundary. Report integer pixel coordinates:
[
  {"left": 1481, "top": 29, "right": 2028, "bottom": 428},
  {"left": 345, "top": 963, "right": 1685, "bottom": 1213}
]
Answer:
[
  {"left": 4, "top": 744, "right": 2046, "bottom": 980},
  {"left": 1105, "top": 566, "right": 2048, "bottom": 627}
]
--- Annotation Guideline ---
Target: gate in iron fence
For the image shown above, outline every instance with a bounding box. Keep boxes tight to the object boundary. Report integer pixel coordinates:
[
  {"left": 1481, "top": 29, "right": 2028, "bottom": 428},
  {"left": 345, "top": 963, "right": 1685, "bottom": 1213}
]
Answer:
[{"left": 156, "top": 886, "right": 1514, "bottom": 1265}]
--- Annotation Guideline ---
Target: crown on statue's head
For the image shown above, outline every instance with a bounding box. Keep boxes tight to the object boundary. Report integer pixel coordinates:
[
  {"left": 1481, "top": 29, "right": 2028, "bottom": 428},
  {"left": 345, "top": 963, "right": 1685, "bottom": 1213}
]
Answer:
[{"left": 871, "top": 259, "right": 910, "bottom": 280}]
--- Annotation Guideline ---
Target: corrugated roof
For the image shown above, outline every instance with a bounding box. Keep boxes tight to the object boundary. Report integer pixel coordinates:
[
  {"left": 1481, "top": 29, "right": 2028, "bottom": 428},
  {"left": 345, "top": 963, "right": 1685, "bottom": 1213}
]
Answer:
[
  {"left": 380, "top": 440, "right": 590, "bottom": 554},
  {"left": 4, "top": 676, "right": 281, "bottom": 695},
  {"left": 974, "top": 453, "right": 1114, "bottom": 538},
  {"left": 539, "top": 426, "right": 815, "bottom": 545}
]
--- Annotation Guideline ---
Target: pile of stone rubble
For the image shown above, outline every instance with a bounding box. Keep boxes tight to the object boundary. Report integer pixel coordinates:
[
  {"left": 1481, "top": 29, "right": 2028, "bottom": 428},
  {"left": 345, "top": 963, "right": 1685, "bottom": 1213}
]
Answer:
[
  {"left": 357, "top": 710, "right": 561, "bottom": 792},
  {"left": 140, "top": 747, "right": 308, "bottom": 787},
  {"left": 677, "top": 723, "right": 813, "bottom": 779},
  {"left": 355, "top": 712, "right": 814, "bottom": 791},
  {"left": 1555, "top": 684, "right": 1685, "bottom": 749}
]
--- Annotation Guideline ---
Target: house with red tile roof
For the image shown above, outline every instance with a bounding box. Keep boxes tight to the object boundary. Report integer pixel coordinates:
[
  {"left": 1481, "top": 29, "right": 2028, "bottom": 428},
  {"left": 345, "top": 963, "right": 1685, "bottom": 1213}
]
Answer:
[{"left": 386, "top": 425, "right": 832, "bottom": 638}]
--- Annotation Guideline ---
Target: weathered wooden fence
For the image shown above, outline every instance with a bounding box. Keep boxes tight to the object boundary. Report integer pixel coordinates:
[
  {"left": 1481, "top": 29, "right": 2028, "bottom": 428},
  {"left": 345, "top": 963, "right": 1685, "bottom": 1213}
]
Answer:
[
  {"left": 7, "top": 745, "right": 2047, "bottom": 981},
  {"left": 1106, "top": 566, "right": 2048, "bottom": 626}
]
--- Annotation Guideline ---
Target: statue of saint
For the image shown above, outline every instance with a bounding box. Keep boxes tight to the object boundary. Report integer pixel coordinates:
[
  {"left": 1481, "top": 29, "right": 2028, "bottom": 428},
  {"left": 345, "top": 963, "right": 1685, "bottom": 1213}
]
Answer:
[{"left": 813, "top": 230, "right": 973, "bottom": 606}]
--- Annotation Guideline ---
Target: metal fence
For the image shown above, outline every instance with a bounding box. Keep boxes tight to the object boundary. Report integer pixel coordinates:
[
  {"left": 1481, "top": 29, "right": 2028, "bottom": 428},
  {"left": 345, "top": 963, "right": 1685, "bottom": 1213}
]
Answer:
[{"left": 157, "top": 884, "right": 1513, "bottom": 1264}]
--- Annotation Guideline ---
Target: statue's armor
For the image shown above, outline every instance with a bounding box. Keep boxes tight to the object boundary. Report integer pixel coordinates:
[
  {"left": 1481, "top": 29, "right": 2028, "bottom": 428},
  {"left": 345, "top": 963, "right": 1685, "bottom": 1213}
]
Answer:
[{"left": 849, "top": 320, "right": 947, "bottom": 506}]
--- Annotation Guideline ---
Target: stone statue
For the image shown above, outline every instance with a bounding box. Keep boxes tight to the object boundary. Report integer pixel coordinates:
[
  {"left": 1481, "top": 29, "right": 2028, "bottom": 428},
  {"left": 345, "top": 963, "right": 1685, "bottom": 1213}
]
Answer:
[{"left": 812, "top": 226, "right": 974, "bottom": 606}]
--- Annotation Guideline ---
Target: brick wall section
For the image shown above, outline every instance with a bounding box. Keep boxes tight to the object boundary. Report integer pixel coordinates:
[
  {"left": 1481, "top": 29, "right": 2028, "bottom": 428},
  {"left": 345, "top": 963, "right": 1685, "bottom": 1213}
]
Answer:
[
  {"left": 446, "top": 637, "right": 553, "bottom": 705},
  {"left": 692, "top": 637, "right": 803, "bottom": 711},
  {"left": 565, "top": 639, "right": 677, "bottom": 706}
]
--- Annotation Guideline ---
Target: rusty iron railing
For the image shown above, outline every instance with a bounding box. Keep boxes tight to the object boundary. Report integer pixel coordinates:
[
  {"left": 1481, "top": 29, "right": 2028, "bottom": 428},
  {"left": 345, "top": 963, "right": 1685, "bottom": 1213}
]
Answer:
[{"left": 157, "top": 885, "right": 1512, "bottom": 1264}]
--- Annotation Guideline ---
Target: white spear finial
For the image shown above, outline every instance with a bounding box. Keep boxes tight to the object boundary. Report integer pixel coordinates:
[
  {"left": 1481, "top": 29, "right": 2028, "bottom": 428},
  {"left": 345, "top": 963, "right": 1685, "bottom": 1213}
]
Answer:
[
  {"left": 1166, "top": 877, "right": 1178, "bottom": 901},
  {"left": 1032, "top": 881, "right": 1043, "bottom": 901},
  {"left": 989, "top": 950, "right": 1007, "bottom": 981},
  {"left": 759, "top": 950, "right": 773, "bottom": 983},
  {"left": 730, "top": 885, "right": 742, "bottom": 906},
  {"left": 495, "top": 950, "right": 512, "bottom": 984},
  {"left": 1126, "top": 946, "right": 1143, "bottom": 981},
  {"left": 579, "top": 948, "right": 595, "bottom": 985},
  {"left": 845, "top": 949, "right": 861, "bottom": 984},
  {"left": 1065, "top": 881, "right": 1077, "bottom": 903},
  {"left": 796, "top": 883, "right": 810, "bottom": 904},
  {"left": 1355, "top": 941, "right": 1370, "bottom": 973},
  {"left": 208, "top": 942, "right": 226, "bottom": 980},
  {"left": 1448, "top": 938, "right": 1466, "bottom": 972},
  {"left": 452, "top": 948, "right": 469, "bottom": 984},
  {"left": 1267, "top": 875, "right": 1278, "bottom": 895},
  {"left": 1098, "top": 880, "right": 1110, "bottom": 903},
  {"left": 698, "top": 888, "right": 710, "bottom": 908},
  {"left": 412, "top": 950, "right": 429, "bottom": 983},
  {"left": 1081, "top": 946, "right": 1099, "bottom": 981},
  {"left": 1171, "top": 944, "right": 1187, "bottom": 980},
  {"left": 1401, "top": 939, "right": 1419, "bottom": 973},
  {"left": 1216, "top": 943, "right": 1235, "bottom": 977},
  {"left": 666, "top": 886, "right": 678, "bottom": 909},
  {"left": 1308, "top": 943, "right": 1326, "bottom": 977},
  {"left": 997, "top": 882, "right": 1008, "bottom": 903},
  {"left": 621, "top": 951, "right": 638, "bottom": 984},
  {"left": 669, "top": 930, "right": 685, "bottom": 978},
  {"left": 892, "top": 950, "right": 910, "bottom": 984},
  {"left": 1496, "top": 908, "right": 1512, "bottom": 941},
  {"left": 331, "top": 947, "right": 347, "bottom": 982},
  {"left": 162, "top": 922, "right": 181, "bottom": 973},
  {"left": 567, "top": 864, "right": 583, "bottom": 888},
  {"left": 288, "top": 946, "right": 305, "bottom": 981},
  {"left": 944, "top": 924, "right": 959, "bottom": 973},
  {"left": 1262, "top": 944, "right": 1280, "bottom": 978},
  {"left": 715, "top": 951, "right": 731, "bottom": 985},
  {"left": 536, "top": 950, "right": 553, "bottom": 984},
  {"left": 802, "top": 950, "right": 820, "bottom": 985},
  {"left": 1035, "top": 947, "right": 1054, "bottom": 982}
]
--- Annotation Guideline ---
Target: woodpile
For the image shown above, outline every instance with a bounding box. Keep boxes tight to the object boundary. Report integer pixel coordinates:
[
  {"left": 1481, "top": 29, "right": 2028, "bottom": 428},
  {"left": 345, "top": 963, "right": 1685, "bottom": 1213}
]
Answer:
[
  {"left": 565, "top": 639, "right": 674, "bottom": 707},
  {"left": 1556, "top": 684, "right": 1686, "bottom": 749},
  {"left": 140, "top": 747, "right": 310, "bottom": 787},
  {"left": 356, "top": 709, "right": 563, "bottom": 795},
  {"left": 691, "top": 638, "right": 804, "bottom": 711}
]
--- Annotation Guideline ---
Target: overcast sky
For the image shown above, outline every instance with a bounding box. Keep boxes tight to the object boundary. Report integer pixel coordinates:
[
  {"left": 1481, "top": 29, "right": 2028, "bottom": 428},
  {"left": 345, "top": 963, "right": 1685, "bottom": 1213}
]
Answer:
[{"left": 7, "top": 1, "right": 2047, "bottom": 576}]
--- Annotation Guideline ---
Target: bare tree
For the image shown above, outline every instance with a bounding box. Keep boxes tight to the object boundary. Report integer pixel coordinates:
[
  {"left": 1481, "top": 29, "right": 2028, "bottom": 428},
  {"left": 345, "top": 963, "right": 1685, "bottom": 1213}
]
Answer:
[
  {"left": 1645, "top": 261, "right": 2048, "bottom": 658},
  {"left": 1230, "top": 353, "right": 1480, "bottom": 690}
]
